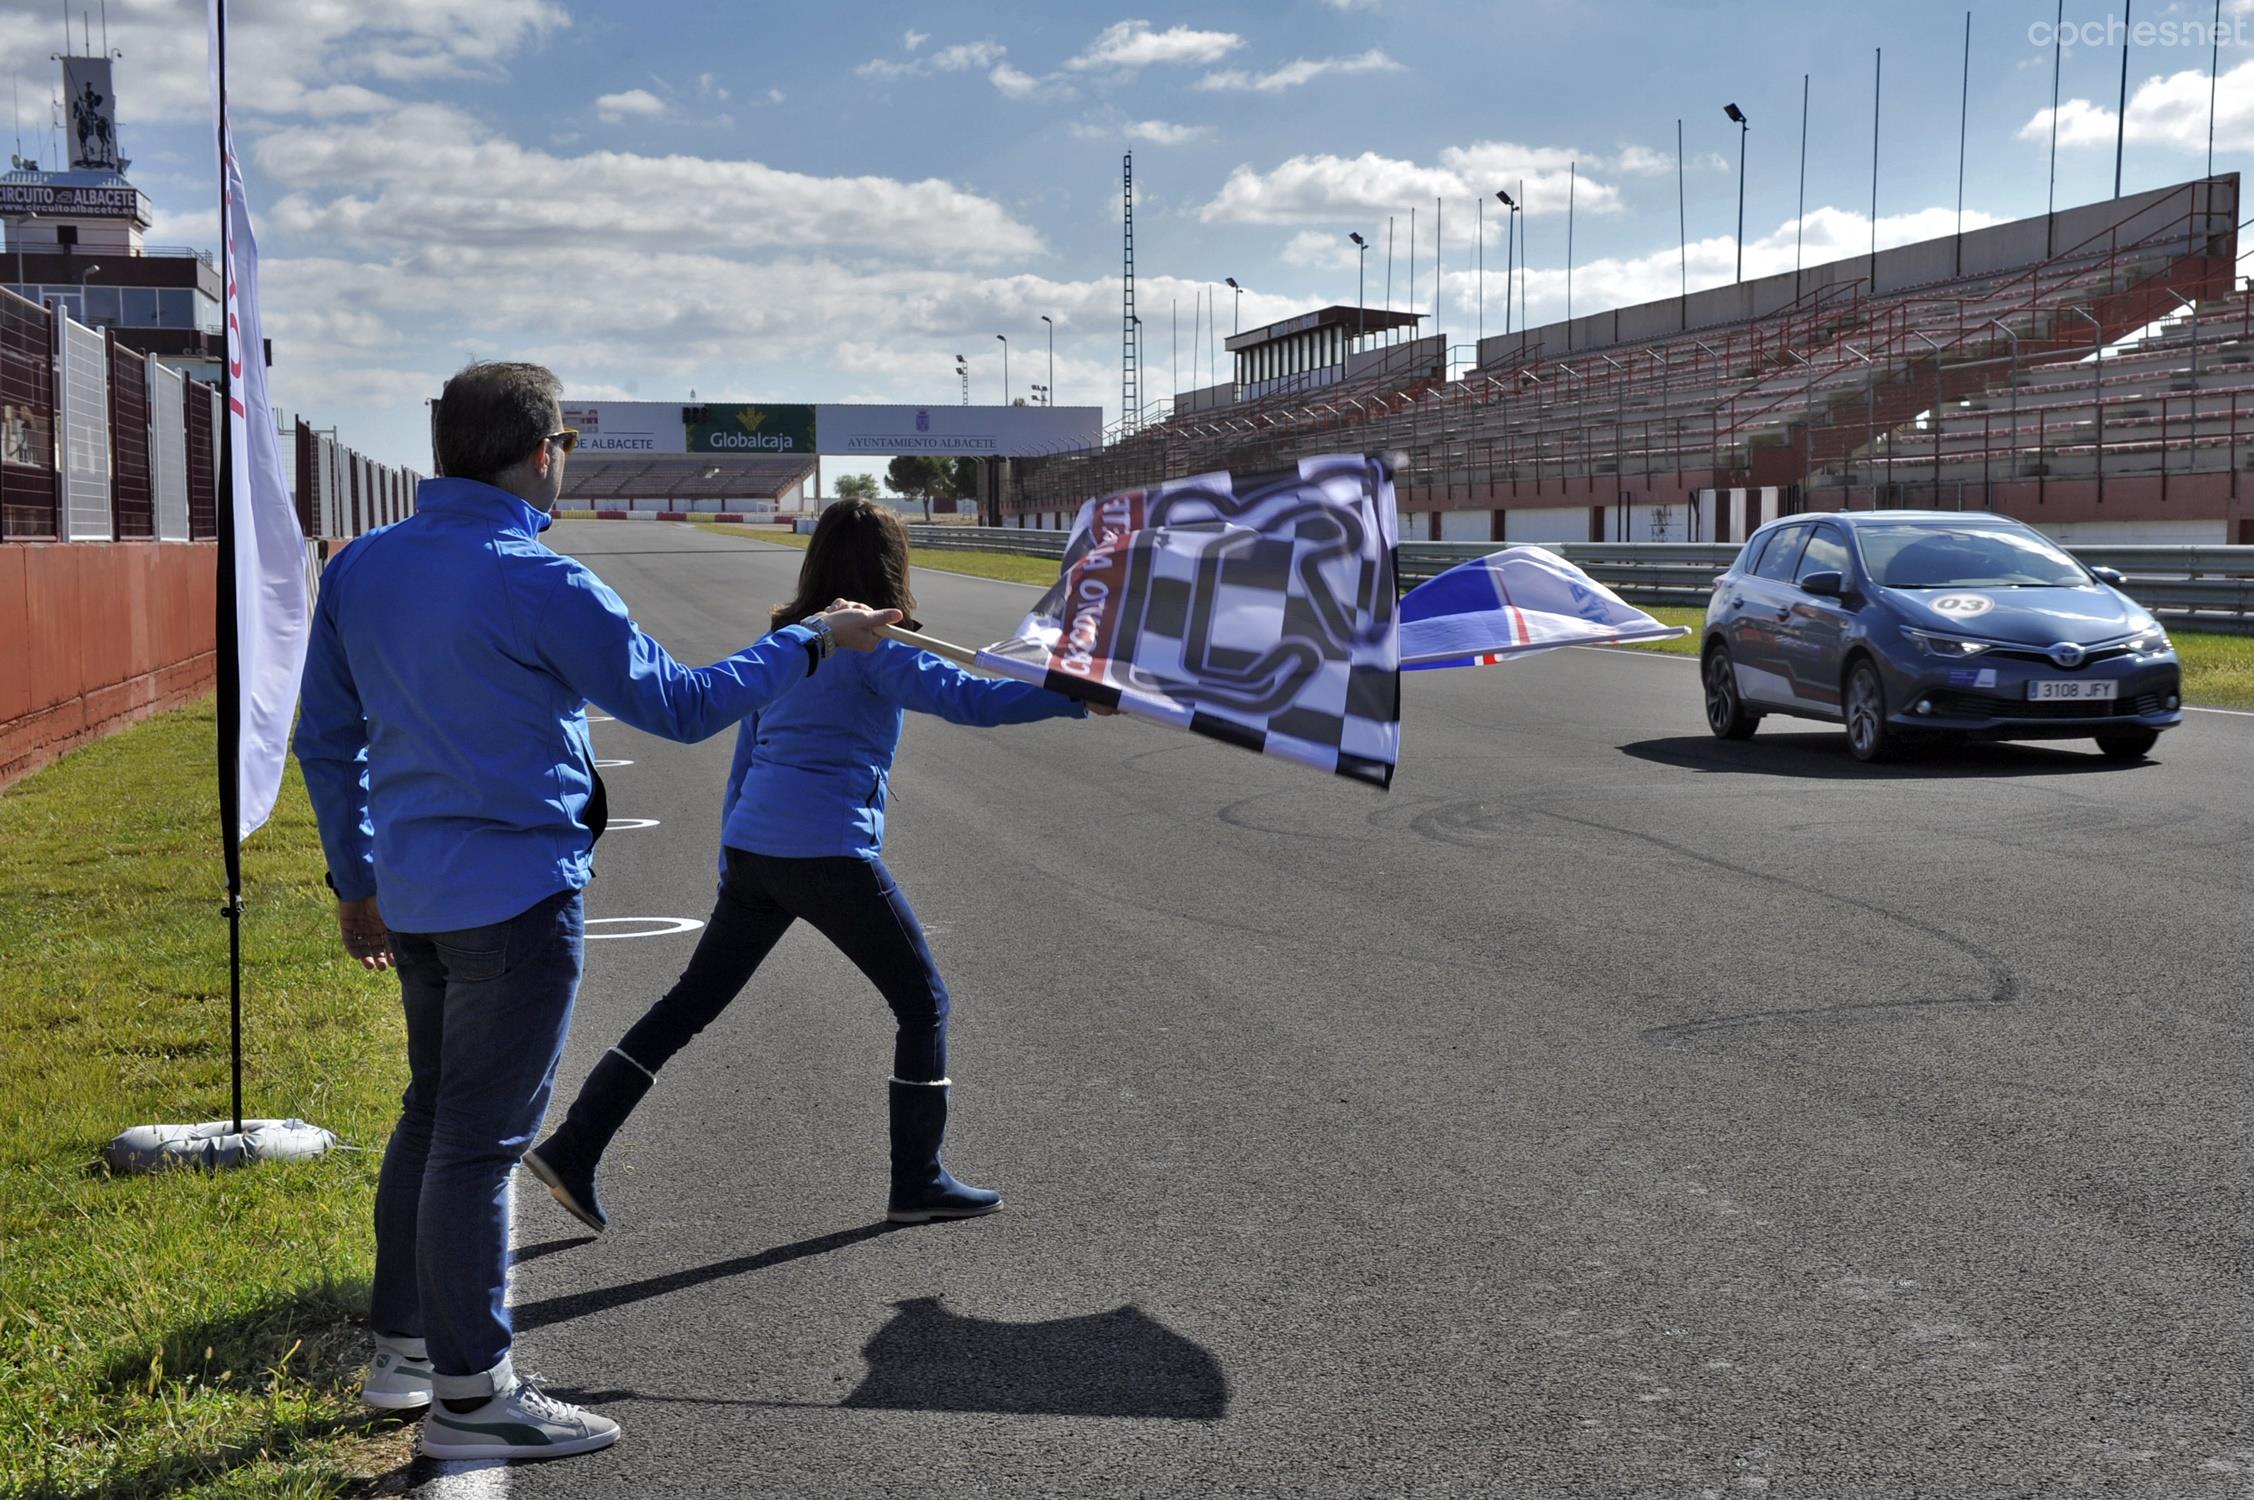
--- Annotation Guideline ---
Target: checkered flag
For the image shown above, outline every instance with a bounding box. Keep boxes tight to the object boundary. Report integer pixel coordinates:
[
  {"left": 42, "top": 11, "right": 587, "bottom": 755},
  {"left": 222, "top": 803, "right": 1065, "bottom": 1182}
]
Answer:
[{"left": 978, "top": 455, "right": 1401, "bottom": 787}]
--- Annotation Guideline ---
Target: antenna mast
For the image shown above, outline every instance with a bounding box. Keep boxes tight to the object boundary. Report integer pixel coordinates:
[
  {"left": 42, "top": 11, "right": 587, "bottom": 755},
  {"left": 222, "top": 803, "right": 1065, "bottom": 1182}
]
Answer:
[{"left": 1121, "top": 152, "right": 1137, "bottom": 436}]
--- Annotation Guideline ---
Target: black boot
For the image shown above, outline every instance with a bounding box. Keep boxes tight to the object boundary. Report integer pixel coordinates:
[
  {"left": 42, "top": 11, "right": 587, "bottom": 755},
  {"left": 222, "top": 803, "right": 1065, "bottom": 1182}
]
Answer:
[
  {"left": 887, "top": 1078, "right": 1002, "bottom": 1224},
  {"left": 522, "top": 1049, "right": 653, "bottom": 1232}
]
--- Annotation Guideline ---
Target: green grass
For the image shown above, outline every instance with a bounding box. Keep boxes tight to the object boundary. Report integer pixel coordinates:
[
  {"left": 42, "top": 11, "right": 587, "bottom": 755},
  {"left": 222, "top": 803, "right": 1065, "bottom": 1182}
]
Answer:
[
  {"left": 1620, "top": 605, "right": 2254, "bottom": 708},
  {"left": 0, "top": 700, "right": 413, "bottom": 1499}
]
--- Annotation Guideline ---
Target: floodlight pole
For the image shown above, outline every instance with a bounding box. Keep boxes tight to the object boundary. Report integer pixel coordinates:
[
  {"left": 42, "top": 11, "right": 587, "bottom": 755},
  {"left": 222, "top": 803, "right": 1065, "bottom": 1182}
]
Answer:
[
  {"left": 996, "top": 333, "right": 1009, "bottom": 403},
  {"left": 1726, "top": 104, "right": 1749, "bottom": 284},
  {"left": 1040, "top": 314, "right": 1054, "bottom": 409}
]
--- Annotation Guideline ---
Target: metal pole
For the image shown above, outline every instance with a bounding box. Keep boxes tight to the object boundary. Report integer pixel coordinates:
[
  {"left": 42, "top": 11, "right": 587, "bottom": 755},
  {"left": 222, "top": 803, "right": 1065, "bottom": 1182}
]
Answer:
[
  {"left": 2048, "top": 0, "right": 2063, "bottom": 254},
  {"left": 1042, "top": 315, "right": 1054, "bottom": 409},
  {"left": 997, "top": 334, "right": 1009, "bottom": 403},
  {"left": 1566, "top": 162, "right": 1575, "bottom": 324},
  {"left": 1734, "top": 123, "right": 1746, "bottom": 283},
  {"left": 2115, "top": 0, "right": 2132, "bottom": 199},
  {"left": 1956, "top": 12, "right": 1970, "bottom": 277},
  {"left": 1797, "top": 77, "right": 1809, "bottom": 297},
  {"left": 214, "top": 0, "right": 245, "bottom": 1135},
  {"left": 1677, "top": 118, "right": 1688, "bottom": 327},
  {"left": 2211, "top": 0, "right": 2222, "bottom": 178},
  {"left": 1870, "top": 48, "right": 1882, "bottom": 292}
]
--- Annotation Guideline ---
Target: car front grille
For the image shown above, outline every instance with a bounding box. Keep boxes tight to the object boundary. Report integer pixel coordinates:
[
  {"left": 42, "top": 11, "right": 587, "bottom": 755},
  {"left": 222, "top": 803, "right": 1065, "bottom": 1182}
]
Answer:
[
  {"left": 1926, "top": 691, "right": 2166, "bottom": 720},
  {"left": 1987, "top": 644, "right": 2135, "bottom": 668}
]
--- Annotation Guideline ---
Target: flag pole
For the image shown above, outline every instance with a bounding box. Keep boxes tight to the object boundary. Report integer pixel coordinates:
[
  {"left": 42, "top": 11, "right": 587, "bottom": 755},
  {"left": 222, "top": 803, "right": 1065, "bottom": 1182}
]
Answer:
[
  {"left": 876, "top": 622, "right": 985, "bottom": 669},
  {"left": 212, "top": 0, "right": 244, "bottom": 1136}
]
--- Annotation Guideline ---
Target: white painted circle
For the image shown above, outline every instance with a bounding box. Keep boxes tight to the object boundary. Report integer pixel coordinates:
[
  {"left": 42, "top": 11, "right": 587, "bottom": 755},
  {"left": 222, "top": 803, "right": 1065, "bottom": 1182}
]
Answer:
[
  {"left": 595, "top": 758, "right": 634, "bottom": 768},
  {"left": 1930, "top": 593, "right": 1994, "bottom": 619},
  {"left": 585, "top": 916, "right": 705, "bottom": 942},
  {"left": 604, "top": 817, "right": 660, "bottom": 831}
]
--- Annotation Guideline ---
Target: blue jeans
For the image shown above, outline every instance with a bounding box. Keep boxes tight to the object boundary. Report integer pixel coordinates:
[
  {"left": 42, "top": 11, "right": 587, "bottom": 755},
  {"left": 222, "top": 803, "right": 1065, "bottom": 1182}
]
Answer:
[
  {"left": 372, "top": 888, "right": 584, "bottom": 1394},
  {"left": 616, "top": 850, "right": 950, "bottom": 1083}
]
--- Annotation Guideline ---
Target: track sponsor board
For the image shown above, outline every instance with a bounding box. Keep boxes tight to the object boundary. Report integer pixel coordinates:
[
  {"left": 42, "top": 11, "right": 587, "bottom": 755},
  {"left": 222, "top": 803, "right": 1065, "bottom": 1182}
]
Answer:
[
  {"left": 813, "top": 404, "right": 1100, "bottom": 456},
  {"left": 559, "top": 401, "right": 684, "bottom": 454},
  {"left": 689, "top": 403, "right": 816, "bottom": 454}
]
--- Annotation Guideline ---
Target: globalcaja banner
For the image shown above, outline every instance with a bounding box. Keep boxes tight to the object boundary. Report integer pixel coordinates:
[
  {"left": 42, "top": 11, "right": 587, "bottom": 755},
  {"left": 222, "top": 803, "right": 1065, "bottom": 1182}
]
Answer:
[
  {"left": 814, "top": 404, "right": 1102, "bottom": 456},
  {"left": 689, "top": 403, "right": 817, "bottom": 454}
]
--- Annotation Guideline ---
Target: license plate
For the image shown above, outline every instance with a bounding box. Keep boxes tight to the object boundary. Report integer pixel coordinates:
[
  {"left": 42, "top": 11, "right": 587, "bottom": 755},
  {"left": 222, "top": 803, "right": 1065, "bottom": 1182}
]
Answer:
[{"left": 2027, "top": 679, "right": 2117, "bottom": 701}]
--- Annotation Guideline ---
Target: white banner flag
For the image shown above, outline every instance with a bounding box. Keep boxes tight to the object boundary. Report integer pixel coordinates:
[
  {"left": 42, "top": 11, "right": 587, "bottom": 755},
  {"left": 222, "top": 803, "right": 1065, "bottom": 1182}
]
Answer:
[{"left": 209, "top": 0, "right": 308, "bottom": 839}]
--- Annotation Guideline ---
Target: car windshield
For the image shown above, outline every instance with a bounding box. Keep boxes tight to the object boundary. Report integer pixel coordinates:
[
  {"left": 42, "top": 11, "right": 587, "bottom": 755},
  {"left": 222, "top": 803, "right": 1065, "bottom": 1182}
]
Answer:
[{"left": 1856, "top": 525, "right": 2087, "bottom": 589}]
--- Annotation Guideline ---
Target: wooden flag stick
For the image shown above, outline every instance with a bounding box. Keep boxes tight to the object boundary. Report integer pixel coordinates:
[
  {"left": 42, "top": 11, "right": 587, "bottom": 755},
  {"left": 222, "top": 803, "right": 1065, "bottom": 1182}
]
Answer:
[{"left": 875, "top": 622, "right": 984, "bottom": 669}]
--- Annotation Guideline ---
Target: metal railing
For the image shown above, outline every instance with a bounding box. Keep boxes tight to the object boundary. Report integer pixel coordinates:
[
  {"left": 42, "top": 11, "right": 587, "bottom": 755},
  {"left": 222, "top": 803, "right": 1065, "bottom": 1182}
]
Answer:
[{"left": 909, "top": 527, "right": 2254, "bottom": 635}]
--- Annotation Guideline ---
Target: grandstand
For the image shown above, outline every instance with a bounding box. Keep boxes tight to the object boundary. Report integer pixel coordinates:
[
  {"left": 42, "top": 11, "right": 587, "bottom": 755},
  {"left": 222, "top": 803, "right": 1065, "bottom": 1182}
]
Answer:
[
  {"left": 1006, "top": 176, "right": 2250, "bottom": 547},
  {"left": 559, "top": 452, "right": 815, "bottom": 516}
]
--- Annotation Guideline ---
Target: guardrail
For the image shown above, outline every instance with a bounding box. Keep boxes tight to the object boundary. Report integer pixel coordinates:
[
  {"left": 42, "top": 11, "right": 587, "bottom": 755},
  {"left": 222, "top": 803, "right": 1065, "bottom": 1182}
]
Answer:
[{"left": 907, "top": 526, "right": 2254, "bottom": 635}]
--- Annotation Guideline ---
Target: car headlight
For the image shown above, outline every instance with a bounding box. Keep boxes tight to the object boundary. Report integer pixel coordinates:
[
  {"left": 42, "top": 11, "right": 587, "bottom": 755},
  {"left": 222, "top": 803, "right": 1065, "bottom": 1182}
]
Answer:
[
  {"left": 1901, "top": 627, "right": 1992, "bottom": 658},
  {"left": 2125, "top": 626, "right": 2171, "bottom": 655}
]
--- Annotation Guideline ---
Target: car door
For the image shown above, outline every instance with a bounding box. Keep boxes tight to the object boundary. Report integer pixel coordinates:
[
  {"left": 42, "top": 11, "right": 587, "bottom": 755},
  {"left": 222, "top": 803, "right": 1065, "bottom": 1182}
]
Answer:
[
  {"left": 1779, "top": 522, "right": 1853, "bottom": 716},
  {"left": 1729, "top": 523, "right": 1808, "bottom": 708}
]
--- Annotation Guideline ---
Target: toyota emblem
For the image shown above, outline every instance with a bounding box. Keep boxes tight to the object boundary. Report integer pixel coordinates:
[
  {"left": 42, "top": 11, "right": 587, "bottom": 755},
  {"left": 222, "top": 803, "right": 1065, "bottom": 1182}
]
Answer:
[{"left": 2049, "top": 642, "right": 2085, "bottom": 668}]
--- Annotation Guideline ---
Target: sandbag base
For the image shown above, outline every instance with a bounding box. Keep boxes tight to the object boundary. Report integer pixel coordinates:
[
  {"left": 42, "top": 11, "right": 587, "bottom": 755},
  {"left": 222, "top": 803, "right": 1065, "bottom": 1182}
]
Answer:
[{"left": 103, "top": 1119, "right": 337, "bottom": 1174}]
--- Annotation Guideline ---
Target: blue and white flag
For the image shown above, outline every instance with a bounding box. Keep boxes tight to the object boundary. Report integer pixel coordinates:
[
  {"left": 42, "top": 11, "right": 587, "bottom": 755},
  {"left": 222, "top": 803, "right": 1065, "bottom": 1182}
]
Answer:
[{"left": 1399, "top": 546, "right": 1687, "bottom": 670}]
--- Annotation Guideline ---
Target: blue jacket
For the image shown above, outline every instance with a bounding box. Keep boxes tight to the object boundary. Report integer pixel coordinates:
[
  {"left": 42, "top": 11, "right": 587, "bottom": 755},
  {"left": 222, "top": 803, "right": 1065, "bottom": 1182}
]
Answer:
[
  {"left": 721, "top": 638, "right": 1084, "bottom": 859},
  {"left": 295, "top": 477, "right": 820, "bottom": 933}
]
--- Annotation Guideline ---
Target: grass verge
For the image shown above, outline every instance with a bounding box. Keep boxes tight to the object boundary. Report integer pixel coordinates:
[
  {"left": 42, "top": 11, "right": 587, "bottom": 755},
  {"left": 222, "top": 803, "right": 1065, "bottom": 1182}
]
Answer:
[{"left": 0, "top": 699, "right": 411, "bottom": 1499}]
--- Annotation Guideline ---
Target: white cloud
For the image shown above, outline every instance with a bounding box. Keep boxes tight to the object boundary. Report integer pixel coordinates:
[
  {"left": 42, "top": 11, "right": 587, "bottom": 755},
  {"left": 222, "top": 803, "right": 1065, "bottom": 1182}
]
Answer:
[
  {"left": 858, "top": 37, "right": 1012, "bottom": 84},
  {"left": 594, "top": 89, "right": 667, "bottom": 123},
  {"left": 1610, "top": 144, "right": 1728, "bottom": 176},
  {"left": 253, "top": 105, "right": 1045, "bottom": 262},
  {"left": 1066, "top": 20, "right": 1243, "bottom": 71},
  {"left": 0, "top": 0, "right": 568, "bottom": 123},
  {"left": 2019, "top": 58, "right": 2254, "bottom": 154},
  {"left": 1195, "top": 50, "right": 1403, "bottom": 93},
  {"left": 767, "top": 88, "right": 787, "bottom": 105},
  {"left": 904, "top": 29, "right": 930, "bottom": 51},
  {"left": 1280, "top": 229, "right": 1361, "bottom": 271},
  {"left": 696, "top": 73, "right": 731, "bottom": 102},
  {"left": 990, "top": 64, "right": 1044, "bottom": 99},
  {"left": 931, "top": 40, "right": 1007, "bottom": 71},
  {"left": 1072, "top": 117, "right": 1211, "bottom": 145},
  {"left": 1202, "top": 142, "right": 1621, "bottom": 224}
]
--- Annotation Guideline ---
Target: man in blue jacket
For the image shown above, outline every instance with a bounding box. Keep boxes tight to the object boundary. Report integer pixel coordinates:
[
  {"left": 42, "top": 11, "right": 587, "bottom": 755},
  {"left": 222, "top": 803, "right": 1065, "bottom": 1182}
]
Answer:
[{"left": 294, "top": 360, "right": 898, "bottom": 1463}]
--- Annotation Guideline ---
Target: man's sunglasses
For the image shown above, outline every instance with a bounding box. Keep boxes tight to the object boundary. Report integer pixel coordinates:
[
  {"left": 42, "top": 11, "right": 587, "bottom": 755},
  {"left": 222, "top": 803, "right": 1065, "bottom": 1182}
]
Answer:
[{"left": 545, "top": 428, "right": 580, "bottom": 454}]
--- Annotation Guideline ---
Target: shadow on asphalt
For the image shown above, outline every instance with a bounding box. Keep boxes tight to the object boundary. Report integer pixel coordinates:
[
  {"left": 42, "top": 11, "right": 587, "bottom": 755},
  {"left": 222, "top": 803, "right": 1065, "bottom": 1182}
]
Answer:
[
  {"left": 840, "top": 1297, "right": 1226, "bottom": 1420},
  {"left": 510, "top": 1234, "right": 597, "bottom": 1267},
  {"left": 1620, "top": 733, "right": 2152, "bottom": 780},
  {"left": 546, "top": 1298, "right": 1228, "bottom": 1421},
  {"left": 509, "top": 1222, "right": 901, "bottom": 1333}
]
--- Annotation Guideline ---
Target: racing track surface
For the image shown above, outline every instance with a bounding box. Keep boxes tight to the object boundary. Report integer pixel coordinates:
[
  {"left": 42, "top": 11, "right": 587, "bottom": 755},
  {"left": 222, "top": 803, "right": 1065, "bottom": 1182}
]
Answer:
[{"left": 419, "top": 520, "right": 2254, "bottom": 1499}]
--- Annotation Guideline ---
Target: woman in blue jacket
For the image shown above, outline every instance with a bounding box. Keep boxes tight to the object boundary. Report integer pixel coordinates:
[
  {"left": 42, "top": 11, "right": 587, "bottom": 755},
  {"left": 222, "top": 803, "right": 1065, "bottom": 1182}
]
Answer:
[{"left": 525, "top": 499, "right": 1089, "bottom": 1228}]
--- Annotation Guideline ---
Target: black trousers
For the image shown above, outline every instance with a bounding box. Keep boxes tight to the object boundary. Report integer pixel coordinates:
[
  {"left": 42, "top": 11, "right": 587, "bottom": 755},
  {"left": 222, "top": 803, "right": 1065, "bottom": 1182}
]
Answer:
[{"left": 616, "top": 849, "right": 950, "bottom": 1083}]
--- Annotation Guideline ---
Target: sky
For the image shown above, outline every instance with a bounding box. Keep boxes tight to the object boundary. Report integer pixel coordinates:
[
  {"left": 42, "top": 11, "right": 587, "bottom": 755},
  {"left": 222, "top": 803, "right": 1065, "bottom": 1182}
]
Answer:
[{"left": 8, "top": 0, "right": 2254, "bottom": 482}]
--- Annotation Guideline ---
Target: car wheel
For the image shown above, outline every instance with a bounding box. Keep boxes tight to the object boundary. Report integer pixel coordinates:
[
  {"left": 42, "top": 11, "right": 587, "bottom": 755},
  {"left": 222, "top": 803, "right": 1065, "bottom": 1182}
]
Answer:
[
  {"left": 2094, "top": 727, "right": 2161, "bottom": 761},
  {"left": 1703, "top": 645, "right": 1759, "bottom": 740},
  {"left": 1843, "top": 659, "right": 1895, "bottom": 763}
]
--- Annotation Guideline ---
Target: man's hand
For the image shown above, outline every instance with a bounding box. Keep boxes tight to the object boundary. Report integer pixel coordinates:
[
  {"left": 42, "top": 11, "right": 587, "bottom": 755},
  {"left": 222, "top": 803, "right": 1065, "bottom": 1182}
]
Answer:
[
  {"left": 815, "top": 599, "right": 905, "bottom": 652},
  {"left": 337, "top": 896, "right": 394, "bottom": 972}
]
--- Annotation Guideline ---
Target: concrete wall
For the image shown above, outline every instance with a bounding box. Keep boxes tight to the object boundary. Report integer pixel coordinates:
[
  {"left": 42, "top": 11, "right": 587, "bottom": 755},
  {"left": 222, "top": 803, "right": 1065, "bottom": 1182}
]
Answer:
[
  {"left": 1498, "top": 506, "right": 1592, "bottom": 544},
  {"left": 0, "top": 540, "right": 217, "bottom": 790},
  {"left": 1476, "top": 176, "right": 2238, "bottom": 364}
]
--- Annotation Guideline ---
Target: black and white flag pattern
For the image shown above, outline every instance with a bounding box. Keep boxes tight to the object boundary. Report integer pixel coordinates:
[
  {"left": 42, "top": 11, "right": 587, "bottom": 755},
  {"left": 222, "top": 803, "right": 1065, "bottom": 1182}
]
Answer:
[{"left": 977, "top": 454, "right": 1402, "bottom": 787}]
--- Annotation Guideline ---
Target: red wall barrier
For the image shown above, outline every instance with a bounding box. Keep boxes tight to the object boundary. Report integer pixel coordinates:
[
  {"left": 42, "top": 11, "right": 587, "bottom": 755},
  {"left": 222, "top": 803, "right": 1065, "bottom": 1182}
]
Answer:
[{"left": 0, "top": 541, "right": 217, "bottom": 791}]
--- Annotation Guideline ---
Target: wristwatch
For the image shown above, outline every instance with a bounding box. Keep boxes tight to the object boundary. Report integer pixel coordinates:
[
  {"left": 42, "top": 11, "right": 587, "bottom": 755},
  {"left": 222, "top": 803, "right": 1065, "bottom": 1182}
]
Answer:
[{"left": 806, "top": 614, "right": 837, "bottom": 661}]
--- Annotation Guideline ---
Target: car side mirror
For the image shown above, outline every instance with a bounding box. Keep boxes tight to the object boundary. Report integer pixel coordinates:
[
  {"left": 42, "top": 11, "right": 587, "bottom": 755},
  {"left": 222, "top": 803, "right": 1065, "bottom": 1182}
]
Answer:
[
  {"left": 1799, "top": 570, "right": 1845, "bottom": 598},
  {"left": 2090, "top": 565, "right": 2126, "bottom": 587}
]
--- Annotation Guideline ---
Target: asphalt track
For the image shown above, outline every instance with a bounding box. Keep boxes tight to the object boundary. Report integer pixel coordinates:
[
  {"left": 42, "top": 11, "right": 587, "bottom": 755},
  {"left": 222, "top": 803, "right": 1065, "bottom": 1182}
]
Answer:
[{"left": 419, "top": 520, "right": 2254, "bottom": 1500}]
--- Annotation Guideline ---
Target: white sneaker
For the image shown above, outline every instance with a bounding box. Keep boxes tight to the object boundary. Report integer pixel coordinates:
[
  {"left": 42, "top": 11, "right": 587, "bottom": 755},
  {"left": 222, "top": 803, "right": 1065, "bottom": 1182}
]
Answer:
[
  {"left": 360, "top": 1340, "right": 433, "bottom": 1411},
  {"left": 418, "top": 1374, "right": 620, "bottom": 1462}
]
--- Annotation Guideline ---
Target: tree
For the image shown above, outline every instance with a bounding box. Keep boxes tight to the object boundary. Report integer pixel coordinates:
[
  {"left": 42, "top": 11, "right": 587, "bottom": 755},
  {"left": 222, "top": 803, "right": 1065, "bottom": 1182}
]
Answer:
[
  {"left": 885, "top": 455, "right": 948, "bottom": 521},
  {"left": 834, "top": 472, "right": 879, "bottom": 503}
]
